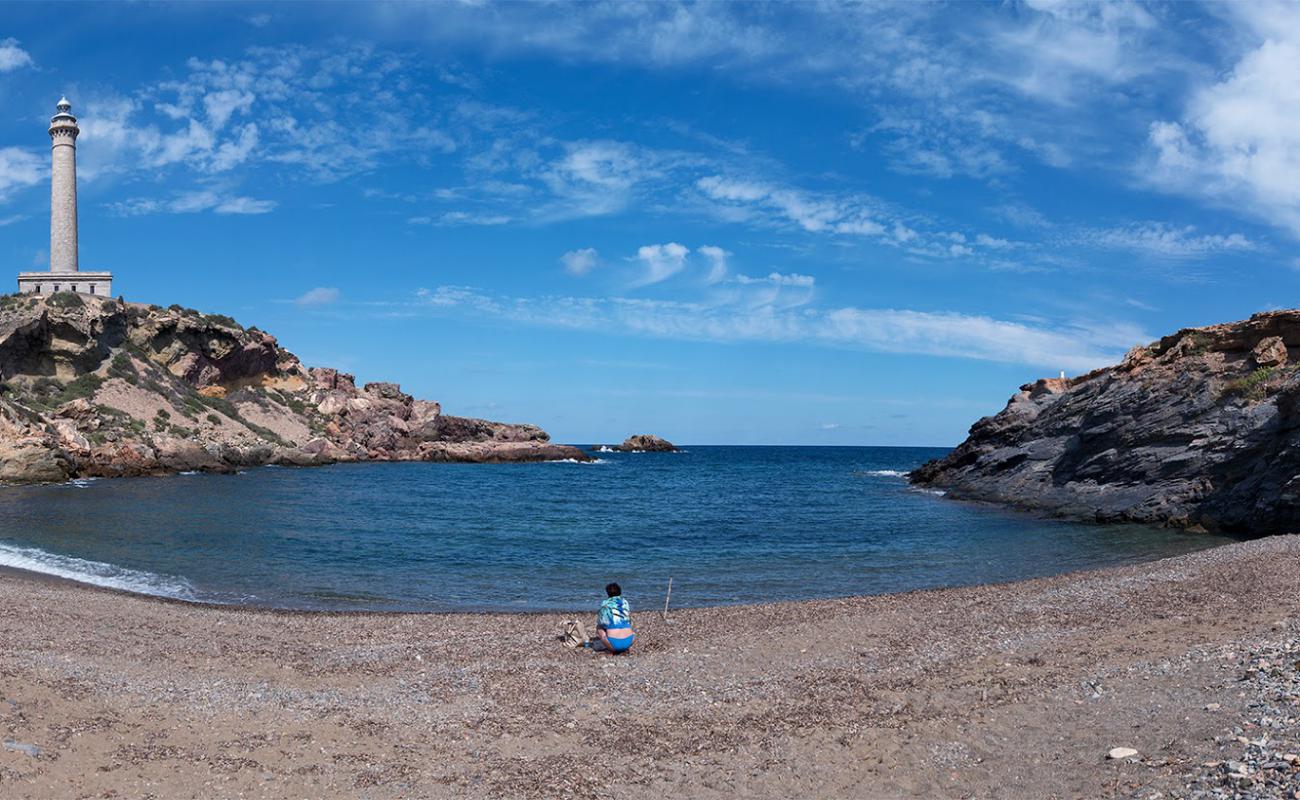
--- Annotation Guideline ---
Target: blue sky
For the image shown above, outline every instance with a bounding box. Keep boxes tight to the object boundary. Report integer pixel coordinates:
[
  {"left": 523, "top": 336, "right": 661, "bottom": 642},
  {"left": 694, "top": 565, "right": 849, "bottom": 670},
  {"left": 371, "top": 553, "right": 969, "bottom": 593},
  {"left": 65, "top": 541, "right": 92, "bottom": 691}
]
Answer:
[{"left": 0, "top": 1, "right": 1297, "bottom": 445}]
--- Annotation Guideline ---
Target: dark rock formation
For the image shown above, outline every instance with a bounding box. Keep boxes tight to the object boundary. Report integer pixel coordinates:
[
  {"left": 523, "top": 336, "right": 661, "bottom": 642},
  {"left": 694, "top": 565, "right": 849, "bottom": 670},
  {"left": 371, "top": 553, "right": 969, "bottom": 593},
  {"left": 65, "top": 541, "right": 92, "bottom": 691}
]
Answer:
[
  {"left": 0, "top": 293, "right": 587, "bottom": 482},
  {"left": 618, "top": 434, "right": 677, "bottom": 452},
  {"left": 910, "top": 310, "right": 1300, "bottom": 534}
]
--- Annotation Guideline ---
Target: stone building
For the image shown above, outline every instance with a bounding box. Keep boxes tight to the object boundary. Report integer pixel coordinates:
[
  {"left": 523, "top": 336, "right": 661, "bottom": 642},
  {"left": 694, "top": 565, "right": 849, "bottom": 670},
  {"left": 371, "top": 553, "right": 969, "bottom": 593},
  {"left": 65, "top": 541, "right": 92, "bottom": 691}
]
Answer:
[{"left": 16, "top": 97, "right": 113, "bottom": 296}]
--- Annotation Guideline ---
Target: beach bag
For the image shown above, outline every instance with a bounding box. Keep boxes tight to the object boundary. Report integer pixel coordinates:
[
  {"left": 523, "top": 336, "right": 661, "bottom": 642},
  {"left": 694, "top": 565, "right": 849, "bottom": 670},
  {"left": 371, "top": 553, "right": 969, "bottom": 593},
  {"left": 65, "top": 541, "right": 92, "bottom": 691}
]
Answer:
[{"left": 563, "top": 619, "right": 588, "bottom": 649}]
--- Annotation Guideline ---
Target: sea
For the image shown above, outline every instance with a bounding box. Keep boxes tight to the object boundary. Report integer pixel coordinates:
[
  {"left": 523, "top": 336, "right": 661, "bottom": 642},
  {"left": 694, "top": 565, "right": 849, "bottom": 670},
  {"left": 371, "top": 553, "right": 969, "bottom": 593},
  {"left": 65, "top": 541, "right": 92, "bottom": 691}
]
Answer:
[{"left": 0, "top": 446, "right": 1234, "bottom": 612}]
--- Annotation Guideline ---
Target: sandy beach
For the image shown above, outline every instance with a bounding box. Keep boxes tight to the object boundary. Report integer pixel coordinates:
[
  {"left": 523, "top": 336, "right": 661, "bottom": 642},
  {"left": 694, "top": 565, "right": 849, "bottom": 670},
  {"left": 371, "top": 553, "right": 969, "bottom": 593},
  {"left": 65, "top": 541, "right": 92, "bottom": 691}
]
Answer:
[{"left": 0, "top": 537, "right": 1298, "bottom": 799}]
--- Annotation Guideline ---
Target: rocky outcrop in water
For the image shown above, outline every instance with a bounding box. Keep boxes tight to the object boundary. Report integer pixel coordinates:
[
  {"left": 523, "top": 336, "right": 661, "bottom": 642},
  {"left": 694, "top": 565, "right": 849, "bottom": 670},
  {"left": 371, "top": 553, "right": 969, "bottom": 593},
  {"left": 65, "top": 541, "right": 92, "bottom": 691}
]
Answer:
[
  {"left": 618, "top": 434, "right": 677, "bottom": 452},
  {"left": 910, "top": 310, "right": 1300, "bottom": 534},
  {"left": 0, "top": 293, "right": 586, "bottom": 482}
]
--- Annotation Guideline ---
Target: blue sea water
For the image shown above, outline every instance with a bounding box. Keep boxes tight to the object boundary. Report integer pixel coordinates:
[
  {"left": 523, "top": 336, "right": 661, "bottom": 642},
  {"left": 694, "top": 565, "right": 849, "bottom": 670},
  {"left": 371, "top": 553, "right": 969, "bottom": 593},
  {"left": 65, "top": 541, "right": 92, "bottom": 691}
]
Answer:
[{"left": 0, "top": 446, "right": 1233, "bottom": 611}]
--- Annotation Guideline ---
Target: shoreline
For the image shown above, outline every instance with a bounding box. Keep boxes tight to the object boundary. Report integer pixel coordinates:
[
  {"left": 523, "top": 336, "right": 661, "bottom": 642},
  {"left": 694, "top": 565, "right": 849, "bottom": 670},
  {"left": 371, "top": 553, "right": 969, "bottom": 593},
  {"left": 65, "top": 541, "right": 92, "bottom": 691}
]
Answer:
[
  {"left": 1, "top": 536, "right": 1297, "bottom": 797},
  {"left": 0, "top": 528, "right": 1243, "bottom": 617}
]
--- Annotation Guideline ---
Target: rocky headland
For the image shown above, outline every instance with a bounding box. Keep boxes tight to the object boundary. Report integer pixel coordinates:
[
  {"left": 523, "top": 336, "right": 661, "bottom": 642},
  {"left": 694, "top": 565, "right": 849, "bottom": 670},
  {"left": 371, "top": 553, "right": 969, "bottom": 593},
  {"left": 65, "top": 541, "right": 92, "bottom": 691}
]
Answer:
[
  {"left": 0, "top": 292, "right": 585, "bottom": 482},
  {"left": 911, "top": 309, "right": 1300, "bottom": 534}
]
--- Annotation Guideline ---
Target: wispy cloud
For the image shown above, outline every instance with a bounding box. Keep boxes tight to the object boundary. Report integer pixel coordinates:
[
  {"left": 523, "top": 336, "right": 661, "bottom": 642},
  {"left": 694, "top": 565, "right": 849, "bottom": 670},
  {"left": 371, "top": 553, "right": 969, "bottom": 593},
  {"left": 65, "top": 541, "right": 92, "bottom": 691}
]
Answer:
[
  {"left": 561, "top": 247, "right": 599, "bottom": 276},
  {"left": 633, "top": 242, "right": 690, "bottom": 286},
  {"left": 0, "top": 38, "right": 33, "bottom": 72},
  {"left": 411, "top": 285, "right": 1141, "bottom": 373},
  {"left": 0, "top": 147, "right": 44, "bottom": 202},
  {"left": 295, "top": 287, "right": 341, "bottom": 306},
  {"left": 1085, "top": 222, "right": 1255, "bottom": 259},
  {"left": 698, "top": 245, "right": 729, "bottom": 284},
  {"left": 408, "top": 211, "right": 512, "bottom": 226},
  {"left": 106, "top": 190, "right": 276, "bottom": 216}
]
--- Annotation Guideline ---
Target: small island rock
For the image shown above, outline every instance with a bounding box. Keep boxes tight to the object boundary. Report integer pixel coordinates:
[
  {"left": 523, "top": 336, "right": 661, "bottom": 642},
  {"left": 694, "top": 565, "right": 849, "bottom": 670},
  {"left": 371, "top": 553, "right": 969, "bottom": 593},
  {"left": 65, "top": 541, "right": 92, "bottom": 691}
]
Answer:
[{"left": 618, "top": 434, "right": 677, "bottom": 452}]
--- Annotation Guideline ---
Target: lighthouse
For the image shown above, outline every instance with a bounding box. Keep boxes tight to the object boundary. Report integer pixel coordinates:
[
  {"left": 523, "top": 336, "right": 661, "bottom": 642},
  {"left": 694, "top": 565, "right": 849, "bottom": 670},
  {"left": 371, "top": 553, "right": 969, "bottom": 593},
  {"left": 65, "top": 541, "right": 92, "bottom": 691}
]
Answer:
[{"left": 17, "top": 97, "right": 113, "bottom": 296}]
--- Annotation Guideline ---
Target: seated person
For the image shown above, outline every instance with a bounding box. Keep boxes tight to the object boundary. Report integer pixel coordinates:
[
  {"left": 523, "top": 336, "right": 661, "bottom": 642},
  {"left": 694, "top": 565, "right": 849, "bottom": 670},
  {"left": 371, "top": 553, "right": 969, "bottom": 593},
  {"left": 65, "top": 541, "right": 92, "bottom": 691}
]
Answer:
[{"left": 587, "top": 582, "right": 634, "bottom": 654}]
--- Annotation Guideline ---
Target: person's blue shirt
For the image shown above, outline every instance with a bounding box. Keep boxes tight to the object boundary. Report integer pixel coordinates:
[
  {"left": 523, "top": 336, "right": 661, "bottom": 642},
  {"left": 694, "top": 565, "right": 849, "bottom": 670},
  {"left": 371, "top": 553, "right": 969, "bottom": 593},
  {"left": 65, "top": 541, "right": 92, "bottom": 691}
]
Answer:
[{"left": 598, "top": 595, "right": 631, "bottom": 630}]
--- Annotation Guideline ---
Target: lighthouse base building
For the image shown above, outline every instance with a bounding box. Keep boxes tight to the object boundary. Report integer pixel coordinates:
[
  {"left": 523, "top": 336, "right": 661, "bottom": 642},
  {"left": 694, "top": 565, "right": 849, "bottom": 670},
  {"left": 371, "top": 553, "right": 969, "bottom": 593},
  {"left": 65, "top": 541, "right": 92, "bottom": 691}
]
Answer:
[
  {"left": 17, "top": 271, "right": 113, "bottom": 297},
  {"left": 16, "top": 97, "right": 113, "bottom": 297}
]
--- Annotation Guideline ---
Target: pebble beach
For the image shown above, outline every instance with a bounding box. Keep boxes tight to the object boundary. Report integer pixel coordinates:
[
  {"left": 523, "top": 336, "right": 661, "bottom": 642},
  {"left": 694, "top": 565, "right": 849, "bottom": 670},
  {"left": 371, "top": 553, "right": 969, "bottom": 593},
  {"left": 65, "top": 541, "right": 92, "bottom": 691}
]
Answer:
[{"left": 1, "top": 536, "right": 1298, "bottom": 799}]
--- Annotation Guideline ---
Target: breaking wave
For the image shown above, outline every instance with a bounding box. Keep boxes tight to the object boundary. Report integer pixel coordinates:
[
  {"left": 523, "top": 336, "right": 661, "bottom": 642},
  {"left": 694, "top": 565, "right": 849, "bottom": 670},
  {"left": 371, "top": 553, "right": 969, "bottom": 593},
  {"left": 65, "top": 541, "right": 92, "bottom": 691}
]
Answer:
[
  {"left": 862, "top": 469, "right": 907, "bottom": 478},
  {"left": 0, "top": 542, "right": 197, "bottom": 601}
]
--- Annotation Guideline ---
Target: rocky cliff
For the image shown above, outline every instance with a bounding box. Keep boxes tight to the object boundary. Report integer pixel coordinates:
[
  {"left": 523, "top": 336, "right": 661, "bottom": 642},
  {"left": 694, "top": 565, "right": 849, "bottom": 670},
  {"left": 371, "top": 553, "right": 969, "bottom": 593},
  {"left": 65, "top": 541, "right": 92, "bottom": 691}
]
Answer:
[
  {"left": 0, "top": 293, "right": 585, "bottom": 482},
  {"left": 910, "top": 310, "right": 1300, "bottom": 534}
]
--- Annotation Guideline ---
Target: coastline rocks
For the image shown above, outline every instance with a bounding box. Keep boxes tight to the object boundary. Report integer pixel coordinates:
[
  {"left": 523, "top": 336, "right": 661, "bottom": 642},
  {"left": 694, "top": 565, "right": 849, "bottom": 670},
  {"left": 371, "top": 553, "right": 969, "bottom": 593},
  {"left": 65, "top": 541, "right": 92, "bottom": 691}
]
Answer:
[
  {"left": 0, "top": 294, "right": 587, "bottom": 482},
  {"left": 618, "top": 434, "right": 677, "bottom": 452},
  {"left": 0, "top": 440, "right": 72, "bottom": 482},
  {"left": 910, "top": 309, "right": 1300, "bottom": 534}
]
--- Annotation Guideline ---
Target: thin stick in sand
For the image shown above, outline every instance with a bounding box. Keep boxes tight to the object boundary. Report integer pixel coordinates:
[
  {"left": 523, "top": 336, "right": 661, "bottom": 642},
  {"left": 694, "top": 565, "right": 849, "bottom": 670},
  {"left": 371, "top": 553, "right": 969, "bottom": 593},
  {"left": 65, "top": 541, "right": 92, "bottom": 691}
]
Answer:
[{"left": 662, "top": 577, "right": 673, "bottom": 621}]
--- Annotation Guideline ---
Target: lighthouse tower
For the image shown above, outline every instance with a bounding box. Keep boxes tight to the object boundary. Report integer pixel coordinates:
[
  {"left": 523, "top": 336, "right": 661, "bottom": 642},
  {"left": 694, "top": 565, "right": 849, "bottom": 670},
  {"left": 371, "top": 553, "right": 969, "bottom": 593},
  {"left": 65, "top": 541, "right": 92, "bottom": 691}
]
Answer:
[{"left": 17, "top": 97, "right": 113, "bottom": 296}]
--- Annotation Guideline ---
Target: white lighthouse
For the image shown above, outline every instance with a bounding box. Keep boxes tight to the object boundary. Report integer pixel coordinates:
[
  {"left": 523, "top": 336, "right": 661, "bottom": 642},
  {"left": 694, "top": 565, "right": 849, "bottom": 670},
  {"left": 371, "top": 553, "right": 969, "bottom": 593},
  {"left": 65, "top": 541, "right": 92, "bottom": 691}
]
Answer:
[{"left": 17, "top": 97, "right": 113, "bottom": 297}]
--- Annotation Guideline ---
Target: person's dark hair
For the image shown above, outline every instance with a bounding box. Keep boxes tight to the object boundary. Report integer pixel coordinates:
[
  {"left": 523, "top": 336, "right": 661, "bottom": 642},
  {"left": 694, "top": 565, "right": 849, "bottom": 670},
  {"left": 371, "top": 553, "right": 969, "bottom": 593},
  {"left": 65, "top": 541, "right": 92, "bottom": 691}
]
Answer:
[{"left": 605, "top": 582, "right": 621, "bottom": 598}]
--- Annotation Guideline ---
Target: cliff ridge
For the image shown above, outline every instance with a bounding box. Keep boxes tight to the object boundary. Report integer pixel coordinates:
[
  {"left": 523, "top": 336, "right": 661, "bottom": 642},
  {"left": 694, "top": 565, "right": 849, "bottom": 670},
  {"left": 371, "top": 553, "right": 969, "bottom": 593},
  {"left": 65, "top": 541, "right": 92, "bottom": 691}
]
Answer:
[
  {"left": 0, "top": 293, "right": 585, "bottom": 482},
  {"left": 911, "top": 309, "right": 1300, "bottom": 534}
]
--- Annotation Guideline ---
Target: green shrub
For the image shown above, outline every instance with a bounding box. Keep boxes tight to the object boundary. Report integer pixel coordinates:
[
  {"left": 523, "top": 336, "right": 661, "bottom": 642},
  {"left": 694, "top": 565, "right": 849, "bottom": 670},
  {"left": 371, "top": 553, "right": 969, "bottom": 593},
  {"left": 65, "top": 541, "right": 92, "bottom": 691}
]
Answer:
[
  {"left": 55, "top": 374, "right": 104, "bottom": 404},
  {"left": 199, "top": 394, "right": 237, "bottom": 418},
  {"left": 1224, "top": 367, "right": 1276, "bottom": 401},
  {"left": 155, "top": 408, "right": 170, "bottom": 419},
  {"left": 108, "top": 351, "right": 138, "bottom": 384},
  {"left": 47, "top": 292, "right": 85, "bottom": 309},
  {"left": 205, "top": 313, "right": 241, "bottom": 329},
  {"left": 207, "top": 414, "right": 220, "bottom": 425}
]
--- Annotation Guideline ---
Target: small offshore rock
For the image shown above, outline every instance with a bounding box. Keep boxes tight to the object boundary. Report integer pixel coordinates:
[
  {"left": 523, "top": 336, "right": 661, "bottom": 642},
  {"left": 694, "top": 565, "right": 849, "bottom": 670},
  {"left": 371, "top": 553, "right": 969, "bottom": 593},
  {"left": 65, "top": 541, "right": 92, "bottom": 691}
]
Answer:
[{"left": 617, "top": 434, "right": 677, "bottom": 452}]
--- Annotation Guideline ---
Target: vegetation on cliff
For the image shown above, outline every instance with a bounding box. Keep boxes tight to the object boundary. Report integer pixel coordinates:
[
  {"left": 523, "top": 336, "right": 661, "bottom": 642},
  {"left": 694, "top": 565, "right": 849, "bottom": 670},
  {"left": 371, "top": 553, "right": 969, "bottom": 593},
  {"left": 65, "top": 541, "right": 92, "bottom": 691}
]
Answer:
[{"left": 0, "top": 293, "right": 584, "bottom": 482}]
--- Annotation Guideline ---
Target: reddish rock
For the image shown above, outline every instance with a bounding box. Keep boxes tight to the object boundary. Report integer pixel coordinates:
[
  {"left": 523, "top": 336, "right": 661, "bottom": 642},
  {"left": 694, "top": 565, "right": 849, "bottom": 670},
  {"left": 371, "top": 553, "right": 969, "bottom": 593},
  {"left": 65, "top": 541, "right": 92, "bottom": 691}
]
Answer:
[{"left": 1253, "top": 335, "right": 1287, "bottom": 367}]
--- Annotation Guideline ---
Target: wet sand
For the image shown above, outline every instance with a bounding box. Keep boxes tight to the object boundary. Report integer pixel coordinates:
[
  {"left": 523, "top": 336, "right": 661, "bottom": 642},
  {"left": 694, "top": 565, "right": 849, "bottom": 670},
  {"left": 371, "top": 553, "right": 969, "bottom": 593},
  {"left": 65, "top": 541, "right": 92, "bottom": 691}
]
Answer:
[{"left": 1, "top": 536, "right": 1298, "bottom": 799}]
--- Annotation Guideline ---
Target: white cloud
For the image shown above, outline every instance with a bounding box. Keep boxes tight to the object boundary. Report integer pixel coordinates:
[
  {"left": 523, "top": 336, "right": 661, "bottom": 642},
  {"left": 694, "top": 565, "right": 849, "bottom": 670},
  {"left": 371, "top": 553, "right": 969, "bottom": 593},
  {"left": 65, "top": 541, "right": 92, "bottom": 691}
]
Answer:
[
  {"left": 295, "top": 287, "right": 341, "bottom": 306},
  {"left": 698, "top": 245, "right": 729, "bottom": 284},
  {"left": 246, "top": 13, "right": 273, "bottom": 28},
  {"left": 1087, "top": 222, "right": 1255, "bottom": 259},
  {"left": 0, "top": 38, "right": 33, "bottom": 72},
  {"left": 106, "top": 190, "right": 276, "bottom": 216},
  {"left": 0, "top": 147, "right": 44, "bottom": 201},
  {"left": 697, "top": 174, "right": 964, "bottom": 255},
  {"left": 1145, "top": 4, "right": 1300, "bottom": 237},
  {"left": 561, "top": 247, "right": 599, "bottom": 276},
  {"left": 214, "top": 195, "right": 277, "bottom": 214},
  {"left": 0, "top": 214, "right": 25, "bottom": 227},
  {"left": 634, "top": 242, "right": 690, "bottom": 285},
  {"left": 407, "top": 211, "right": 512, "bottom": 226},
  {"left": 413, "top": 285, "right": 1142, "bottom": 373},
  {"left": 734, "top": 271, "right": 815, "bottom": 288}
]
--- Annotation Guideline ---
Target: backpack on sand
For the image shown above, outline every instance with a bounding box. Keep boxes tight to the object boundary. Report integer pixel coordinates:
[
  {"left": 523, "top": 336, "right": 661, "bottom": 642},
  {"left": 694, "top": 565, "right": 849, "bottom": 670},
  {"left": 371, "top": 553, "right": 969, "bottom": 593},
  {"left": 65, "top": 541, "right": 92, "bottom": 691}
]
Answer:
[{"left": 563, "top": 619, "right": 589, "bottom": 649}]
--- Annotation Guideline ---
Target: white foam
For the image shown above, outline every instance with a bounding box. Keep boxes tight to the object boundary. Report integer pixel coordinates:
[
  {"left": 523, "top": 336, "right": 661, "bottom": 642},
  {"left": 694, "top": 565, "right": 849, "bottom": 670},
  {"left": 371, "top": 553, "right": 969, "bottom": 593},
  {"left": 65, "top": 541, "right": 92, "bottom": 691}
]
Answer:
[
  {"left": 594, "top": 446, "right": 617, "bottom": 453},
  {"left": 548, "top": 458, "right": 608, "bottom": 465},
  {"left": 64, "top": 477, "right": 100, "bottom": 488},
  {"left": 863, "top": 469, "right": 907, "bottom": 478},
  {"left": 0, "top": 542, "right": 197, "bottom": 601}
]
